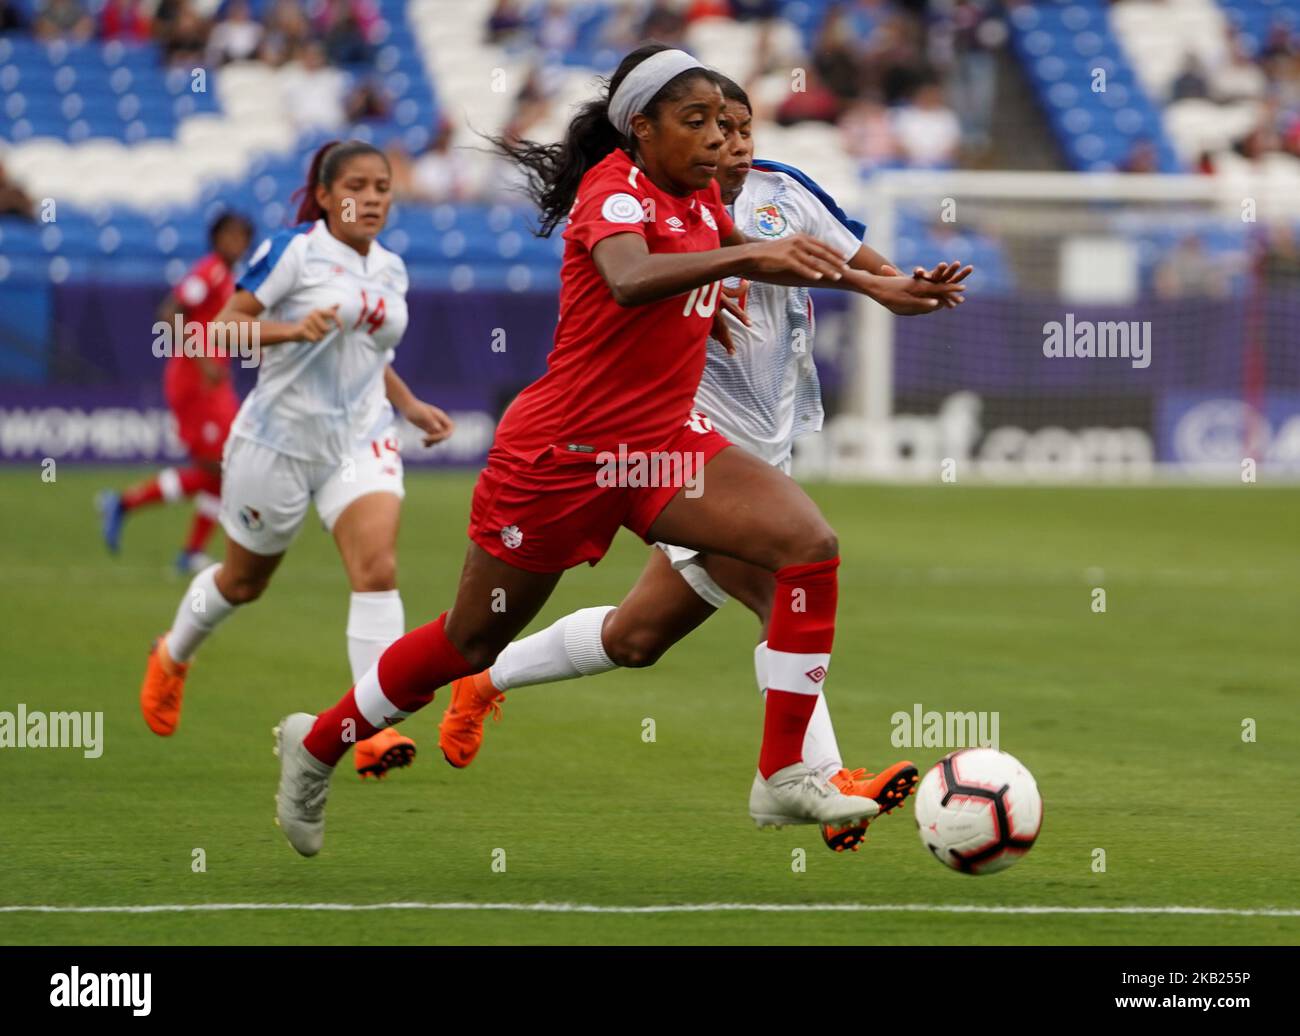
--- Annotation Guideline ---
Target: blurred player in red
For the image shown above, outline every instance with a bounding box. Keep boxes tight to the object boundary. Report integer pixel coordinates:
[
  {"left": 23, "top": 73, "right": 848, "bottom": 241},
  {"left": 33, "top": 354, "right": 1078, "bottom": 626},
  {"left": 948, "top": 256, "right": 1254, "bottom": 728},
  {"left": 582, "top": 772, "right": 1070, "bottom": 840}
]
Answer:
[
  {"left": 271, "top": 44, "right": 964, "bottom": 856},
  {"left": 97, "top": 212, "right": 255, "bottom": 575}
]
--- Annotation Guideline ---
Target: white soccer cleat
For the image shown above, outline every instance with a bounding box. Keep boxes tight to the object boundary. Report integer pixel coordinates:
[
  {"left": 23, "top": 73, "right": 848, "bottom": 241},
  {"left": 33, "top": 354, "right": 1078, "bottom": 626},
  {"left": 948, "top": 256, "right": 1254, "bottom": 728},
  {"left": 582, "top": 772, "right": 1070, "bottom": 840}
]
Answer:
[
  {"left": 273, "top": 712, "right": 334, "bottom": 857},
  {"left": 749, "top": 762, "right": 882, "bottom": 830}
]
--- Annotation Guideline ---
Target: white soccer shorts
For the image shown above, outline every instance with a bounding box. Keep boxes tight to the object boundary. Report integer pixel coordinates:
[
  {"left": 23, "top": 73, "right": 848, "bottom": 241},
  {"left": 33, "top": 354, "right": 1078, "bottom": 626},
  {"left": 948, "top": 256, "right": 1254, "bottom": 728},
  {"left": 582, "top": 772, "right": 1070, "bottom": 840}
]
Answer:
[{"left": 219, "top": 429, "right": 405, "bottom": 556}]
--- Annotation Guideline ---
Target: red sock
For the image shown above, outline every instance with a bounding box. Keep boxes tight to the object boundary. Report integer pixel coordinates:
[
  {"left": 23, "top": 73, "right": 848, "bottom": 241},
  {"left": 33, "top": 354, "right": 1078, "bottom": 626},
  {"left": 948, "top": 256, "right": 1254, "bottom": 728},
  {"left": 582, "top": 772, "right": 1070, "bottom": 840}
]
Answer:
[
  {"left": 302, "top": 612, "right": 474, "bottom": 766},
  {"left": 184, "top": 480, "right": 222, "bottom": 554},
  {"left": 120, "top": 477, "right": 164, "bottom": 510},
  {"left": 122, "top": 466, "right": 220, "bottom": 510},
  {"left": 184, "top": 512, "right": 217, "bottom": 553},
  {"left": 758, "top": 556, "right": 839, "bottom": 778}
]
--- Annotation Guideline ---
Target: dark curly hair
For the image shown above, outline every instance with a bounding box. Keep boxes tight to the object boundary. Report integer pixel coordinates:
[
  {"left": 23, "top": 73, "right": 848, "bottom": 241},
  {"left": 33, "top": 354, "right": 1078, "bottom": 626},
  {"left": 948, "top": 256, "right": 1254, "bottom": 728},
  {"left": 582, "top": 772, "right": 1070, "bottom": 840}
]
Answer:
[{"left": 489, "top": 44, "right": 720, "bottom": 236}]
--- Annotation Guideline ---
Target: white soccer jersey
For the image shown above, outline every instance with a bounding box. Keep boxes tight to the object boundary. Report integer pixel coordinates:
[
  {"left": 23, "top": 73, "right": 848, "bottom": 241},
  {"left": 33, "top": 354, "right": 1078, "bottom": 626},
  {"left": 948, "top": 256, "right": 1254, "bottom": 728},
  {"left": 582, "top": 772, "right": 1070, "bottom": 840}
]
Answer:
[
  {"left": 694, "top": 166, "right": 863, "bottom": 465},
  {"left": 230, "top": 219, "right": 410, "bottom": 463}
]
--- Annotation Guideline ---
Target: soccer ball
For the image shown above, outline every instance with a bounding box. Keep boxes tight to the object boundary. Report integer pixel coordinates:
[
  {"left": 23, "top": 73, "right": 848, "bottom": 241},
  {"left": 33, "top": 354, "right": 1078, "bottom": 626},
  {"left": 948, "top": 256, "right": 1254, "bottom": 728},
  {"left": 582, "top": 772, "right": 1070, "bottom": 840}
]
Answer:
[{"left": 914, "top": 748, "right": 1043, "bottom": 875}]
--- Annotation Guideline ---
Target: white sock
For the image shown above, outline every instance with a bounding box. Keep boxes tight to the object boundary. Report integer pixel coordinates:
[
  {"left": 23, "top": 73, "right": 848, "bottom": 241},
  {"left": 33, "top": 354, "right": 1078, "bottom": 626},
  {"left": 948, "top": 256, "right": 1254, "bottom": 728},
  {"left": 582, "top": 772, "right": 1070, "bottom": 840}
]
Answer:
[
  {"left": 755, "top": 640, "right": 843, "bottom": 780},
  {"left": 346, "top": 590, "right": 404, "bottom": 683},
  {"left": 157, "top": 467, "right": 184, "bottom": 503},
  {"left": 488, "top": 605, "right": 617, "bottom": 690},
  {"left": 194, "top": 490, "right": 222, "bottom": 521},
  {"left": 165, "top": 563, "right": 237, "bottom": 663}
]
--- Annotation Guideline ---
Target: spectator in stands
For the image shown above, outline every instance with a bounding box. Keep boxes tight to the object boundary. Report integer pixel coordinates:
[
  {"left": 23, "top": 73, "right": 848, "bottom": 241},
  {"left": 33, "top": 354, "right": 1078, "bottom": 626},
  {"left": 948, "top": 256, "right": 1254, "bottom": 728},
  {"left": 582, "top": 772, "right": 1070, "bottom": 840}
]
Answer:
[
  {"left": 775, "top": 64, "right": 841, "bottom": 125},
  {"left": 99, "top": 0, "right": 152, "bottom": 41},
  {"left": 733, "top": 1, "right": 780, "bottom": 79},
  {"left": 1155, "top": 234, "right": 1229, "bottom": 300},
  {"left": 33, "top": 0, "right": 94, "bottom": 42},
  {"left": 280, "top": 40, "right": 347, "bottom": 130},
  {"left": 0, "top": 160, "right": 35, "bottom": 220},
  {"left": 313, "top": 0, "right": 378, "bottom": 41},
  {"left": 504, "top": 64, "right": 559, "bottom": 140},
  {"left": 206, "top": 0, "right": 264, "bottom": 65},
  {"left": 259, "top": 0, "right": 314, "bottom": 66},
  {"left": 383, "top": 139, "right": 419, "bottom": 199},
  {"left": 1260, "top": 23, "right": 1296, "bottom": 63},
  {"left": 321, "top": 0, "right": 374, "bottom": 66},
  {"left": 344, "top": 77, "right": 390, "bottom": 123},
  {"left": 485, "top": 0, "right": 527, "bottom": 45},
  {"left": 535, "top": 0, "right": 576, "bottom": 56},
  {"left": 865, "top": 10, "right": 929, "bottom": 105},
  {"left": 480, "top": 125, "right": 533, "bottom": 205},
  {"left": 159, "top": 0, "right": 211, "bottom": 66},
  {"left": 844, "top": 0, "right": 891, "bottom": 41},
  {"left": 1170, "top": 55, "right": 1210, "bottom": 102},
  {"left": 1212, "top": 33, "right": 1269, "bottom": 104},
  {"left": 948, "top": 0, "right": 1006, "bottom": 155},
  {"left": 1262, "top": 222, "right": 1300, "bottom": 284},
  {"left": 639, "top": 0, "right": 688, "bottom": 48},
  {"left": 600, "top": 1, "right": 644, "bottom": 51},
  {"left": 893, "top": 79, "right": 961, "bottom": 168},
  {"left": 1121, "top": 138, "right": 1159, "bottom": 173},
  {"left": 814, "top": 4, "right": 866, "bottom": 104},
  {"left": 839, "top": 94, "right": 898, "bottom": 172},
  {"left": 407, "top": 119, "right": 478, "bottom": 204},
  {"left": 0, "top": 0, "right": 28, "bottom": 34}
]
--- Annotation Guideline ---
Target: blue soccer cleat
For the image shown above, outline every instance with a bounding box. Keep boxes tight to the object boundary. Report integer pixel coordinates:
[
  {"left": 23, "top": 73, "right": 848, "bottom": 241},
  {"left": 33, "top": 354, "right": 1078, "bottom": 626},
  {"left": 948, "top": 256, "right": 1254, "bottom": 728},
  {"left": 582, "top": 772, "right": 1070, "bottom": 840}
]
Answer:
[{"left": 96, "top": 490, "right": 125, "bottom": 554}]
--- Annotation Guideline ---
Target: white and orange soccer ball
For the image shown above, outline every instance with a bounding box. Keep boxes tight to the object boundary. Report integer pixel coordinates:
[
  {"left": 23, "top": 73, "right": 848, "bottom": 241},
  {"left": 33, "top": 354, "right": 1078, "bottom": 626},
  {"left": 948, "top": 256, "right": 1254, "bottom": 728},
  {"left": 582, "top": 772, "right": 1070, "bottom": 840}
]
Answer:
[{"left": 914, "top": 748, "right": 1043, "bottom": 875}]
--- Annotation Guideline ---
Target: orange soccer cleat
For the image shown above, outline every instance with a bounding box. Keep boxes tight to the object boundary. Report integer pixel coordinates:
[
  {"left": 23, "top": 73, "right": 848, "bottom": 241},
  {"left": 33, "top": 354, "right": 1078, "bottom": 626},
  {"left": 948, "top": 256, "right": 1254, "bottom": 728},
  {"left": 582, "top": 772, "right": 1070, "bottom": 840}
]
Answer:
[
  {"left": 140, "top": 633, "right": 189, "bottom": 736},
  {"left": 821, "top": 760, "right": 920, "bottom": 853},
  {"left": 438, "top": 670, "right": 505, "bottom": 769},
  {"left": 354, "top": 727, "right": 417, "bottom": 779}
]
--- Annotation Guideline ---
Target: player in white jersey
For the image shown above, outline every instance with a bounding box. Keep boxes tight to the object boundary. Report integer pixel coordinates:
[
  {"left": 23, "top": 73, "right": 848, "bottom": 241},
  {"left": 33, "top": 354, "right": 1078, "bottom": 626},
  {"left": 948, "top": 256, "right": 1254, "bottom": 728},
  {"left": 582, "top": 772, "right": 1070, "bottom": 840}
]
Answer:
[
  {"left": 436, "top": 79, "right": 971, "bottom": 851},
  {"left": 137, "top": 139, "right": 454, "bottom": 779}
]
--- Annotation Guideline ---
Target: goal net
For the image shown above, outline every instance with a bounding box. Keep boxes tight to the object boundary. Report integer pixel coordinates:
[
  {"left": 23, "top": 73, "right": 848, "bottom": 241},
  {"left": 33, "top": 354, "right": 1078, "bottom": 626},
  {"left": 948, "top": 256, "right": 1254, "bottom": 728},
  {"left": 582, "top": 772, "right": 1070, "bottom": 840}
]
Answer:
[{"left": 796, "top": 171, "right": 1300, "bottom": 484}]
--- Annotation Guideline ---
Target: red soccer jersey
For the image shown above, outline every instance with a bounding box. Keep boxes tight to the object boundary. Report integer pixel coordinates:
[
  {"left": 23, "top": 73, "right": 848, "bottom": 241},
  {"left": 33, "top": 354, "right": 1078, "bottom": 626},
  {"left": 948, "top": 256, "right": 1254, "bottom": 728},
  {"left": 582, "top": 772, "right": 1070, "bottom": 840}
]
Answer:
[
  {"left": 492, "top": 148, "right": 736, "bottom": 463},
  {"left": 167, "top": 251, "right": 237, "bottom": 395}
]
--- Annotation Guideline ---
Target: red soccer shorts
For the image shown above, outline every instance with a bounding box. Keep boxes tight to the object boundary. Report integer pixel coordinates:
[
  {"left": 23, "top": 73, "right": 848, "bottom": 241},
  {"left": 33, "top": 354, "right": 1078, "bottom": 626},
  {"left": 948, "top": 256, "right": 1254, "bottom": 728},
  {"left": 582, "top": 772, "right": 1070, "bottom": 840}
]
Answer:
[
  {"left": 468, "top": 411, "right": 732, "bottom": 573},
  {"left": 166, "top": 377, "right": 238, "bottom": 464}
]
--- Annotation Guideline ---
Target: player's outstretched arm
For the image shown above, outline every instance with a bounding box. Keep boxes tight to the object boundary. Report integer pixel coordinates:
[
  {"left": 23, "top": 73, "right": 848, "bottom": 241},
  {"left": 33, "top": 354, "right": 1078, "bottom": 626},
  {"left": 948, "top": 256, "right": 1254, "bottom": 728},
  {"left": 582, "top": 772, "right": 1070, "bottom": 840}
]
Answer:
[
  {"left": 592, "top": 230, "right": 849, "bottom": 307},
  {"left": 861, "top": 247, "right": 973, "bottom": 312},
  {"left": 727, "top": 229, "right": 970, "bottom": 314}
]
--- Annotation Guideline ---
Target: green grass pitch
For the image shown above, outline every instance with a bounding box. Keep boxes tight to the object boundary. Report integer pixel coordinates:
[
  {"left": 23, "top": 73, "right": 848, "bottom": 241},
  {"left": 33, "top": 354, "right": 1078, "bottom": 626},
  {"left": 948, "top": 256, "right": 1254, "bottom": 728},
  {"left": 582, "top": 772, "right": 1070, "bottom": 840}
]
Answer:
[{"left": 1, "top": 467, "right": 1297, "bottom": 945}]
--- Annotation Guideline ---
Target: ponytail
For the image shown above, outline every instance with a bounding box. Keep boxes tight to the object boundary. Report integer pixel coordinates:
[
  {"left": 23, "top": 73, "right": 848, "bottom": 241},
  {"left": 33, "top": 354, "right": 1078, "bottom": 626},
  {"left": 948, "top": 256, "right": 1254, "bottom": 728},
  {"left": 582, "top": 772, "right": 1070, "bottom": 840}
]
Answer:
[
  {"left": 291, "top": 138, "right": 388, "bottom": 226},
  {"left": 488, "top": 43, "right": 719, "bottom": 237}
]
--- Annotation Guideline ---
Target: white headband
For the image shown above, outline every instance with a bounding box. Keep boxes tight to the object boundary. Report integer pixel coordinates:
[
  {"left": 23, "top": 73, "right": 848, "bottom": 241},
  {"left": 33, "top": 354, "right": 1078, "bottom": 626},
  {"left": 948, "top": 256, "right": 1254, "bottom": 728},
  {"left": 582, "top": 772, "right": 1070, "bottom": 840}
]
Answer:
[{"left": 607, "top": 49, "right": 708, "bottom": 139}]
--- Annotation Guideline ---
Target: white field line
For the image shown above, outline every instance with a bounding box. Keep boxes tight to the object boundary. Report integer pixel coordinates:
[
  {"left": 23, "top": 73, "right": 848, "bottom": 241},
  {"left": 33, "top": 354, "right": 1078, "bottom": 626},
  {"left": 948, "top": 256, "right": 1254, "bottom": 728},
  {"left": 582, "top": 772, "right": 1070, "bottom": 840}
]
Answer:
[{"left": 1, "top": 902, "right": 1298, "bottom": 918}]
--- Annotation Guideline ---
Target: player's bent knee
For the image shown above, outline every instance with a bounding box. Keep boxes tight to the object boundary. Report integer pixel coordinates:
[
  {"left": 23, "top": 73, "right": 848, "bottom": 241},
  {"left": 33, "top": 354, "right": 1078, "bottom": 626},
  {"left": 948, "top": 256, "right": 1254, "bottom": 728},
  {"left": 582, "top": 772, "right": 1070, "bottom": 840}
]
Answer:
[
  {"left": 352, "top": 554, "right": 397, "bottom": 592},
  {"left": 604, "top": 628, "right": 669, "bottom": 669},
  {"left": 772, "top": 525, "right": 838, "bottom": 569},
  {"left": 810, "top": 527, "right": 839, "bottom": 562},
  {"left": 452, "top": 635, "right": 506, "bottom": 674},
  {"left": 221, "top": 576, "right": 268, "bottom": 605}
]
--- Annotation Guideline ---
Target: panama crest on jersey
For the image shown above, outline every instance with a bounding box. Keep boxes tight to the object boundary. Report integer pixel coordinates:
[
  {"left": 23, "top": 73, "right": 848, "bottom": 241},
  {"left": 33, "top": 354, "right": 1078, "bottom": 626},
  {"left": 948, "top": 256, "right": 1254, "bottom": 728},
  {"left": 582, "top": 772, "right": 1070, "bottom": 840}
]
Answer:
[{"left": 754, "top": 202, "right": 787, "bottom": 237}]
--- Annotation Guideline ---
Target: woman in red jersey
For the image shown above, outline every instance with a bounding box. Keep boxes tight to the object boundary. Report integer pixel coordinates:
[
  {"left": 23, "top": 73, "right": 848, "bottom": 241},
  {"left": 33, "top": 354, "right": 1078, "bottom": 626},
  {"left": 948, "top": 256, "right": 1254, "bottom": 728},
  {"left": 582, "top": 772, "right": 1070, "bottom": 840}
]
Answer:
[
  {"left": 97, "top": 212, "right": 254, "bottom": 575},
  {"left": 271, "top": 44, "right": 965, "bottom": 856}
]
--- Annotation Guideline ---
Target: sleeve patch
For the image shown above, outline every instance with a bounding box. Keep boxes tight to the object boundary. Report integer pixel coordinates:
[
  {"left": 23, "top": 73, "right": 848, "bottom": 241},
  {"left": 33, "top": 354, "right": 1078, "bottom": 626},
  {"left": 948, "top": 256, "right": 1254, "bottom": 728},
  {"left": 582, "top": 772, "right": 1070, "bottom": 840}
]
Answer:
[{"left": 601, "top": 193, "right": 645, "bottom": 225}]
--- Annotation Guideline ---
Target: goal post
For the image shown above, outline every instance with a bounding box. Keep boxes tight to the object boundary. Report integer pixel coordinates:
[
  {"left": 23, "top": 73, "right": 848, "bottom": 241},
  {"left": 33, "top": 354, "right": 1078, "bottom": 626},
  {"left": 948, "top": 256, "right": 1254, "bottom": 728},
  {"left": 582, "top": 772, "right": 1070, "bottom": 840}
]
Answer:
[{"left": 798, "top": 170, "right": 1300, "bottom": 484}]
